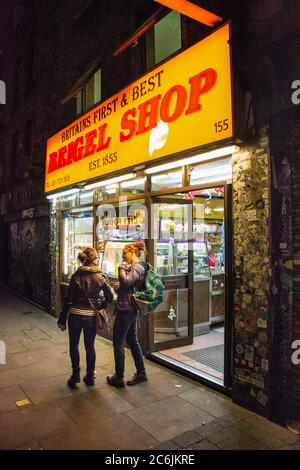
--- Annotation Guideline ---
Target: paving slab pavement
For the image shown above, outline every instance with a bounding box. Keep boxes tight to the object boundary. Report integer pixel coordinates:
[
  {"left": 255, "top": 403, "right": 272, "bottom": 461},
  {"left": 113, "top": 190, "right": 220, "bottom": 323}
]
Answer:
[{"left": 0, "top": 290, "right": 299, "bottom": 450}]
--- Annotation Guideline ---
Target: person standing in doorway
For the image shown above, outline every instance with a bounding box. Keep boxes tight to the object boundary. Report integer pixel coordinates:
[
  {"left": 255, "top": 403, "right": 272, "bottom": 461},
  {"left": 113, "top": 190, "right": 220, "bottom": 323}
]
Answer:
[
  {"left": 107, "top": 242, "right": 148, "bottom": 387},
  {"left": 57, "top": 247, "right": 113, "bottom": 388}
]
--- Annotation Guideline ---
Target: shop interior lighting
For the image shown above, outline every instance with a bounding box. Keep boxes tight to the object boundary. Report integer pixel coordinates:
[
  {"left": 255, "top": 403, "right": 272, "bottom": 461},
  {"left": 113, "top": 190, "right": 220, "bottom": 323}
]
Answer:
[
  {"left": 80, "top": 191, "right": 94, "bottom": 199},
  {"left": 191, "top": 160, "right": 232, "bottom": 178},
  {"left": 152, "top": 170, "right": 182, "bottom": 181},
  {"left": 154, "top": 0, "right": 223, "bottom": 27},
  {"left": 145, "top": 145, "right": 239, "bottom": 175},
  {"left": 191, "top": 167, "right": 232, "bottom": 179},
  {"left": 47, "top": 188, "right": 80, "bottom": 200},
  {"left": 63, "top": 218, "right": 69, "bottom": 275},
  {"left": 120, "top": 177, "right": 146, "bottom": 188},
  {"left": 84, "top": 173, "right": 136, "bottom": 190}
]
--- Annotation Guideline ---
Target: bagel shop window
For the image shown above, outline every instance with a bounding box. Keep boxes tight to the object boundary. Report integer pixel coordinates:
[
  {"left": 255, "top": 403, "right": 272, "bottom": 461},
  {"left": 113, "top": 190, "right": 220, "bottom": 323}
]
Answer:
[
  {"left": 94, "top": 183, "right": 118, "bottom": 202},
  {"left": 96, "top": 197, "right": 147, "bottom": 278},
  {"left": 58, "top": 188, "right": 95, "bottom": 283},
  {"left": 119, "top": 176, "right": 146, "bottom": 196},
  {"left": 151, "top": 168, "right": 183, "bottom": 192},
  {"left": 61, "top": 205, "right": 94, "bottom": 283},
  {"left": 146, "top": 150, "right": 234, "bottom": 386},
  {"left": 189, "top": 157, "right": 232, "bottom": 186},
  {"left": 60, "top": 190, "right": 78, "bottom": 210}
]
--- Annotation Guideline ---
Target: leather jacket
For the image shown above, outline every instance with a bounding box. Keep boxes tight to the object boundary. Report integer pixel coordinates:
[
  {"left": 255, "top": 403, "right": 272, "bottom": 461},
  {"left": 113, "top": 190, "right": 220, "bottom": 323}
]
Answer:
[
  {"left": 58, "top": 266, "right": 113, "bottom": 325},
  {"left": 117, "top": 262, "right": 146, "bottom": 313}
]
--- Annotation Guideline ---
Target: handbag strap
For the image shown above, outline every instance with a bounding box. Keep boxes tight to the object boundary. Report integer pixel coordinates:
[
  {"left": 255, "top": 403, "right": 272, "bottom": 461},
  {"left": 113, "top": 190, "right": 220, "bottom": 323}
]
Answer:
[{"left": 75, "top": 275, "right": 97, "bottom": 314}]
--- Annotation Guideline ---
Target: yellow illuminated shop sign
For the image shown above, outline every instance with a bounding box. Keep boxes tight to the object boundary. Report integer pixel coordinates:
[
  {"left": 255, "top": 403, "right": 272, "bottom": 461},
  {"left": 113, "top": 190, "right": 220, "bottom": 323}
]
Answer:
[{"left": 45, "top": 24, "right": 233, "bottom": 193}]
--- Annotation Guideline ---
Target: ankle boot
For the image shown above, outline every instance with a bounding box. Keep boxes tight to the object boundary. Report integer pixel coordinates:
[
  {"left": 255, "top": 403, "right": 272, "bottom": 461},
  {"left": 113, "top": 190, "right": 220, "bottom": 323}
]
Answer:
[
  {"left": 126, "top": 372, "right": 147, "bottom": 386},
  {"left": 83, "top": 370, "right": 95, "bottom": 386},
  {"left": 83, "top": 375, "right": 95, "bottom": 386},
  {"left": 67, "top": 367, "right": 80, "bottom": 389},
  {"left": 106, "top": 374, "right": 125, "bottom": 388}
]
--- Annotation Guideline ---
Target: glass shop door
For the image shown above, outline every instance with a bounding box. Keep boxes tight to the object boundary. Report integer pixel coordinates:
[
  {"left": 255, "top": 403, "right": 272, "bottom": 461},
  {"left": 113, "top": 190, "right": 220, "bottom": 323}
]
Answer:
[{"left": 148, "top": 196, "right": 194, "bottom": 352}]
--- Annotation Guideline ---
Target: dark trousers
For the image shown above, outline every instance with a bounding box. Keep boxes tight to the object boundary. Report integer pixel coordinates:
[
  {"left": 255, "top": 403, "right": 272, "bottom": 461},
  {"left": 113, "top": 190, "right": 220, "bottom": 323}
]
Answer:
[
  {"left": 113, "top": 310, "right": 145, "bottom": 379},
  {"left": 68, "top": 314, "right": 96, "bottom": 376}
]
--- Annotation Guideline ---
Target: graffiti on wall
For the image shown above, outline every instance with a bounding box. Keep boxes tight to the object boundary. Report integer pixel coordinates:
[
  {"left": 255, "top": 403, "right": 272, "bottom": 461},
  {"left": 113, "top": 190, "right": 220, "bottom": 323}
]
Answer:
[
  {"left": 7, "top": 217, "right": 50, "bottom": 308},
  {"left": 232, "top": 132, "right": 271, "bottom": 414}
]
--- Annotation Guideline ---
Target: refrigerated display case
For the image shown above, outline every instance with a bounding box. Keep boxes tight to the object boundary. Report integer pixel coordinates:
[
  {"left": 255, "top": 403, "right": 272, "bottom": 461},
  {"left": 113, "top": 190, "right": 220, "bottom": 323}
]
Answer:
[
  {"left": 155, "top": 241, "right": 174, "bottom": 276},
  {"left": 155, "top": 240, "right": 210, "bottom": 277},
  {"left": 154, "top": 239, "right": 223, "bottom": 336},
  {"left": 175, "top": 241, "right": 210, "bottom": 277}
]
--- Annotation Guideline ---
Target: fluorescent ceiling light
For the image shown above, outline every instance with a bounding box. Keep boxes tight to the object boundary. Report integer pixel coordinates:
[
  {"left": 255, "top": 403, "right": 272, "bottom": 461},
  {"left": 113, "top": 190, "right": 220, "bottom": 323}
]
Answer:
[
  {"left": 105, "top": 184, "right": 118, "bottom": 190},
  {"left": 145, "top": 146, "right": 239, "bottom": 175},
  {"left": 80, "top": 192, "right": 94, "bottom": 198},
  {"left": 154, "top": 0, "right": 223, "bottom": 27},
  {"left": 47, "top": 188, "right": 80, "bottom": 200},
  {"left": 85, "top": 173, "right": 136, "bottom": 190},
  {"left": 121, "top": 177, "right": 146, "bottom": 188},
  {"left": 152, "top": 171, "right": 182, "bottom": 180},
  {"left": 191, "top": 163, "right": 232, "bottom": 179}
]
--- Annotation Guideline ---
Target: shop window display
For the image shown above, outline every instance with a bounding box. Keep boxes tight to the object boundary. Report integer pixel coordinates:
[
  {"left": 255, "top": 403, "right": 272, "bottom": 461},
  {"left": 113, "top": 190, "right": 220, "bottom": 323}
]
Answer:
[
  {"left": 151, "top": 170, "right": 182, "bottom": 192},
  {"left": 62, "top": 207, "right": 93, "bottom": 283},
  {"left": 190, "top": 158, "right": 232, "bottom": 186},
  {"left": 120, "top": 177, "right": 146, "bottom": 196},
  {"left": 95, "top": 184, "right": 118, "bottom": 202},
  {"left": 96, "top": 200, "right": 146, "bottom": 268}
]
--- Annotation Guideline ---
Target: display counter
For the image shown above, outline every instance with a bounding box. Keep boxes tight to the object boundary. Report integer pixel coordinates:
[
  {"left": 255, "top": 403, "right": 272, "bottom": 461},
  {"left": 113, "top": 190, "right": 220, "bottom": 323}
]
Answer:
[{"left": 99, "top": 239, "right": 224, "bottom": 338}]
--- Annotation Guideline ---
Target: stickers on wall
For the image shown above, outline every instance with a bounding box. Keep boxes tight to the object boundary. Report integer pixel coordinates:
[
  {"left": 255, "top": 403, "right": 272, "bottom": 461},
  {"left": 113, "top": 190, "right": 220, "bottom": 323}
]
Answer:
[
  {"left": 244, "top": 345, "right": 255, "bottom": 363},
  {"left": 235, "top": 368, "right": 265, "bottom": 389},
  {"left": 245, "top": 209, "right": 258, "bottom": 222},
  {"left": 256, "top": 390, "right": 268, "bottom": 406},
  {"left": 232, "top": 142, "right": 270, "bottom": 406},
  {"left": 261, "top": 359, "right": 269, "bottom": 373}
]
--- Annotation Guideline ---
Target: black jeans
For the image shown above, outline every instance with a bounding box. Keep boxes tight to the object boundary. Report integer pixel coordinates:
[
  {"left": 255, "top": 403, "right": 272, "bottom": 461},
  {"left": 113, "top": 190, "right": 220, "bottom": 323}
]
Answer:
[
  {"left": 68, "top": 314, "right": 96, "bottom": 376},
  {"left": 113, "top": 309, "right": 145, "bottom": 379}
]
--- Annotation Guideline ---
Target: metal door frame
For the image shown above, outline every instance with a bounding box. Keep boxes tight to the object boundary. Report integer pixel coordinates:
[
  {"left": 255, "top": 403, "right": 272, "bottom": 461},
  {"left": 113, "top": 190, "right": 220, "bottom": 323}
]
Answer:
[{"left": 147, "top": 195, "right": 194, "bottom": 352}]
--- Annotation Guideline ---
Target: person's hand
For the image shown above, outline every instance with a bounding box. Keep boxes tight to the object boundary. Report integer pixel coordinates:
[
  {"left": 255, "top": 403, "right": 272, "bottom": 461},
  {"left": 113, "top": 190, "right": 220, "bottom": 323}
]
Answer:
[
  {"left": 120, "top": 262, "right": 131, "bottom": 270},
  {"left": 57, "top": 323, "right": 67, "bottom": 331}
]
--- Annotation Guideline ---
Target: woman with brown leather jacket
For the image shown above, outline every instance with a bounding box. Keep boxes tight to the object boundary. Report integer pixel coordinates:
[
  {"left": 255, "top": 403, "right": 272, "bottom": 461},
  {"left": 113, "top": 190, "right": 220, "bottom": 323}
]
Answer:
[{"left": 57, "top": 247, "right": 113, "bottom": 388}]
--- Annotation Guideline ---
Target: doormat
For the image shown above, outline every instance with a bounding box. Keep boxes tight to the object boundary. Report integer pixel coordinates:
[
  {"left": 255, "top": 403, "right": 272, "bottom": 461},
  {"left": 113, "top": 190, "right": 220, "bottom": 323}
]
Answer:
[{"left": 183, "top": 345, "right": 224, "bottom": 373}]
